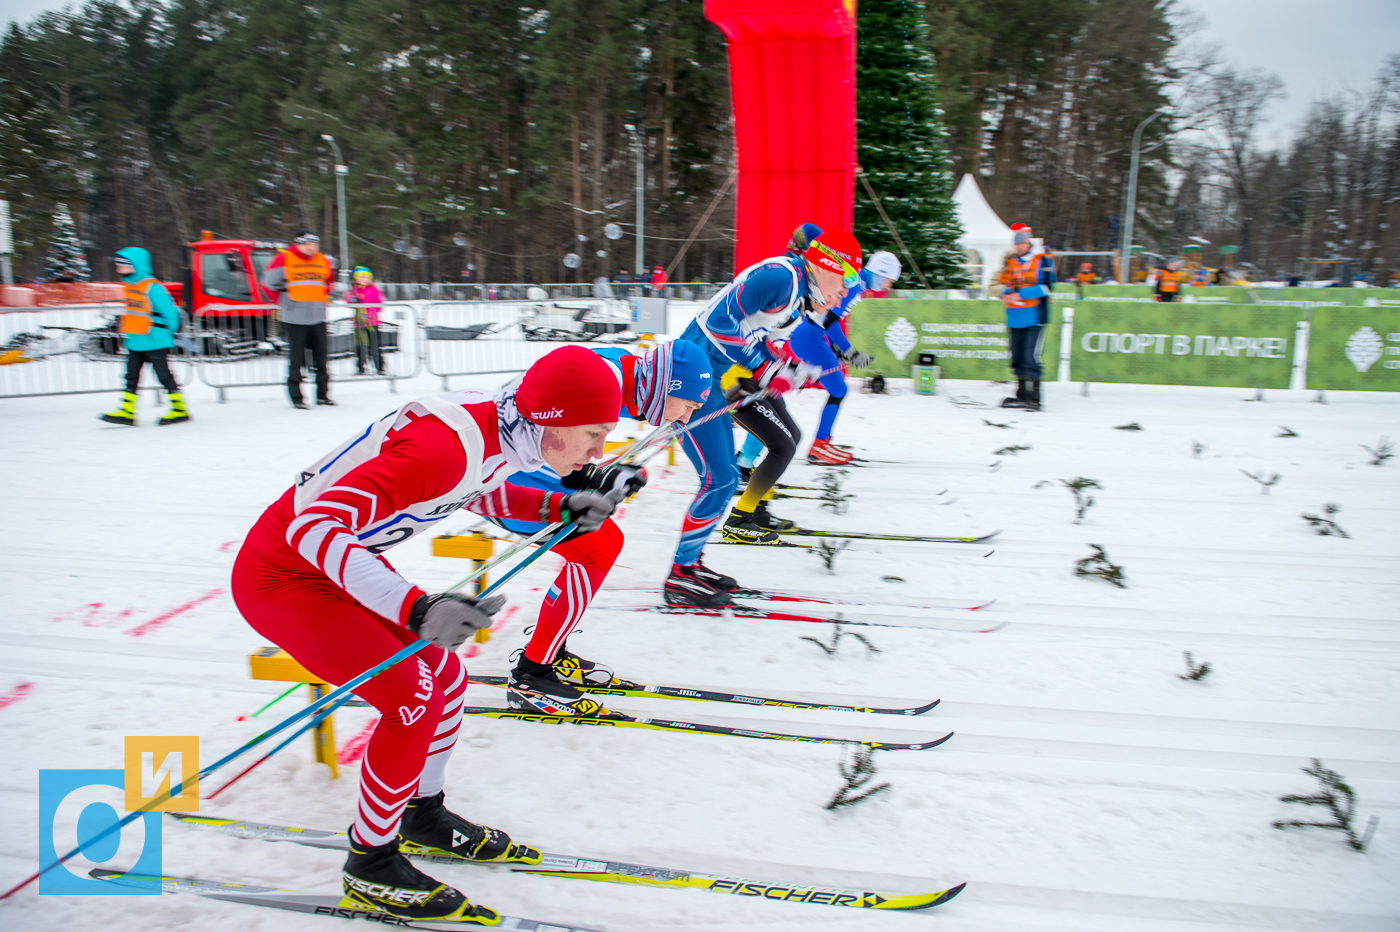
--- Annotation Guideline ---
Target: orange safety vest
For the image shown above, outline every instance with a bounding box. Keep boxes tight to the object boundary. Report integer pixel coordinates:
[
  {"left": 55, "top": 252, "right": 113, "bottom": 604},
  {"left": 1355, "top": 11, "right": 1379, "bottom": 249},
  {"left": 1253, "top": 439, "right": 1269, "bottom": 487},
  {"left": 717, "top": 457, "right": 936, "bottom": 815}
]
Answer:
[
  {"left": 120, "top": 278, "right": 160, "bottom": 335},
  {"left": 1076, "top": 271, "right": 1094, "bottom": 284},
  {"left": 1000, "top": 253, "right": 1051, "bottom": 308},
  {"left": 281, "top": 250, "right": 332, "bottom": 303},
  {"left": 1158, "top": 269, "right": 1185, "bottom": 293}
]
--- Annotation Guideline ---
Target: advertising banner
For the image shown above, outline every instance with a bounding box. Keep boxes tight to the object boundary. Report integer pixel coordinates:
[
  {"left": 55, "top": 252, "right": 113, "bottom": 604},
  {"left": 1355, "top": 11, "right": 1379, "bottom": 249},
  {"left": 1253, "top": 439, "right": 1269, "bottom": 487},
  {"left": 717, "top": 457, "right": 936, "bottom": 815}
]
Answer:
[
  {"left": 1306, "top": 307, "right": 1400, "bottom": 392},
  {"left": 1068, "top": 302, "right": 1303, "bottom": 389},
  {"left": 1055, "top": 283, "right": 1400, "bottom": 307},
  {"left": 849, "top": 299, "right": 1060, "bottom": 381}
]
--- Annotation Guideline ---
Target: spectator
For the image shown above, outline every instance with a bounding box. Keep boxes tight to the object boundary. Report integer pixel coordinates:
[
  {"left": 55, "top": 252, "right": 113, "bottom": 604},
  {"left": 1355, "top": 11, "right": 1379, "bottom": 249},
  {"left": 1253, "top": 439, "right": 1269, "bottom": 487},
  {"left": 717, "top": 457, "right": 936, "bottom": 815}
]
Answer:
[
  {"left": 997, "top": 222, "right": 1055, "bottom": 411},
  {"left": 262, "top": 229, "right": 335, "bottom": 409},
  {"left": 348, "top": 266, "right": 385, "bottom": 375},
  {"left": 1155, "top": 260, "right": 1185, "bottom": 302},
  {"left": 615, "top": 267, "right": 632, "bottom": 299},
  {"left": 649, "top": 265, "right": 668, "bottom": 296},
  {"left": 1075, "top": 262, "right": 1095, "bottom": 299},
  {"left": 99, "top": 247, "right": 189, "bottom": 426}
]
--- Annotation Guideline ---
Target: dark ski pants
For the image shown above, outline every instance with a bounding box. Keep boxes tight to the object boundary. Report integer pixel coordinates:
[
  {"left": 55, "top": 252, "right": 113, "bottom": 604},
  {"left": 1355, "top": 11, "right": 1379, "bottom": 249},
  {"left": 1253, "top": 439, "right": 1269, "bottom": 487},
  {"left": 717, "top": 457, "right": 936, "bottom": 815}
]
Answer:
[
  {"left": 733, "top": 394, "right": 800, "bottom": 505},
  {"left": 285, "top": 321, "right": 330, "bottom": 404},
  {"left": 124, "top": 348, "right": 180, "bottom": 394},
  {"left": 355, "top": 326, "right": 383, "bottom": 374},
  {"left": 1008, "top": 324, "right": 1046, "bottom": 381}
]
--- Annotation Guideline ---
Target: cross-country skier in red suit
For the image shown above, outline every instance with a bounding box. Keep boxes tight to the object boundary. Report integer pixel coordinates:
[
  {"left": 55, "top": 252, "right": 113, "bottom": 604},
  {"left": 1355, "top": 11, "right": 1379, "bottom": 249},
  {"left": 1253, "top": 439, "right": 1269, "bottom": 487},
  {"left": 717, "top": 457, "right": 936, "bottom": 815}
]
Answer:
[{"left": 231, "top": 345, "right": 623, "bottom": 924}]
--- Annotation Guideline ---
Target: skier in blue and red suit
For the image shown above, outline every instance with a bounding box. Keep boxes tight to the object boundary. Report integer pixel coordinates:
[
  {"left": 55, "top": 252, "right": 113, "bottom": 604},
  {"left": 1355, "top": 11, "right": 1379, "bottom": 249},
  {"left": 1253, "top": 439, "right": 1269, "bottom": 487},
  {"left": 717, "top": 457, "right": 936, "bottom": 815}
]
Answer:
[{"left": 664, "top": 228, "right": 863, "bottom": 606}]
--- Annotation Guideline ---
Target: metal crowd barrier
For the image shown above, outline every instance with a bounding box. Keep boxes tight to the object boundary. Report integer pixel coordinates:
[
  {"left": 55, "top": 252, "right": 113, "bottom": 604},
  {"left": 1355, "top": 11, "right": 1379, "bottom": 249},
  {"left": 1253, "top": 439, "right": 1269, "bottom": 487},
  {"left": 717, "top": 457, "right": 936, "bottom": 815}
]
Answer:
[
  {"left": 420, "top": 300, "right": 593, "bottom": 389},
  {"left": 0, "top": 304, "right": 194, "bottom": 399},
  {"left": 376, "top": 281, "right": 727, "bottom": 302},
  {"left": 194, "top": 303, "right": 422, "bottom": 402}
]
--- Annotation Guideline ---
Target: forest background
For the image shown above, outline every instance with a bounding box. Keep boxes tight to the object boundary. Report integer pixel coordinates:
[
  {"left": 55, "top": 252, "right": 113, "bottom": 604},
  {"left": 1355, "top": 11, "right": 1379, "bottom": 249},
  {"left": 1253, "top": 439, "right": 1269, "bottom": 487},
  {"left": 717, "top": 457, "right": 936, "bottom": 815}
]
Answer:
[{"left": 1, "top": 0, "right": 1397, "bottom": 286}]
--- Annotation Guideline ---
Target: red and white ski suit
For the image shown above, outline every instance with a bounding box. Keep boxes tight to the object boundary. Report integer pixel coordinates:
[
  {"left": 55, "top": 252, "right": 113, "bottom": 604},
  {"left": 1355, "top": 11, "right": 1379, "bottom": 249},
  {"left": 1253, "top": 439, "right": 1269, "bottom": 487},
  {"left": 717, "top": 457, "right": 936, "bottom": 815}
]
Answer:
[{"left": 231, "top": 391, "right": 566, "bottom": 848}]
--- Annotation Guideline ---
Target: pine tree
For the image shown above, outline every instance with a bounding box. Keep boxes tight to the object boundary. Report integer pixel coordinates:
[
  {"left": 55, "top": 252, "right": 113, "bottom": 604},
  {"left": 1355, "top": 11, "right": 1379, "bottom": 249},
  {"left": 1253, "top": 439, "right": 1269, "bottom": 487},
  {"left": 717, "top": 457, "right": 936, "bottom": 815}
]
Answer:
[
  {"left": 855, "top": 0, "right": 968, "bottom": 288},
  {"left": 45, "top": 203, "right": 90, "bottom": 282}
]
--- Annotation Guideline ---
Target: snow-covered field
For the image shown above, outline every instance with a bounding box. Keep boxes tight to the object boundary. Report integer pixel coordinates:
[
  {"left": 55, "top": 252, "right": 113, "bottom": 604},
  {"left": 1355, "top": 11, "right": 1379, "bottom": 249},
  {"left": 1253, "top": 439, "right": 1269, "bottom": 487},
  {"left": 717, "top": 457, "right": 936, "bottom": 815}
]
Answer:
[{"left": 2, "top": 365, "right": 1397, "bottom": 932}]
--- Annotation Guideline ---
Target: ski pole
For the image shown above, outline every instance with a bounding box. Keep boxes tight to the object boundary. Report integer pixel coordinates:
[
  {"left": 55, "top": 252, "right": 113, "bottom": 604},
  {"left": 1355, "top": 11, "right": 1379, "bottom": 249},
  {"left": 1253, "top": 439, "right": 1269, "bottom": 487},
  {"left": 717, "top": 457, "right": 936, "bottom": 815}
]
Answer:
[
  {"left": 0, "top": 636, "right": 432, "bottom": 900},
  {"left": 204, "top": 517, "right": 582, "bottom": 794},
  {"left": 238, "top": 682, "right": 301, "bottom": 721},
  {"left": 208, "top": 699, "right": 340, "bottom": 800}
]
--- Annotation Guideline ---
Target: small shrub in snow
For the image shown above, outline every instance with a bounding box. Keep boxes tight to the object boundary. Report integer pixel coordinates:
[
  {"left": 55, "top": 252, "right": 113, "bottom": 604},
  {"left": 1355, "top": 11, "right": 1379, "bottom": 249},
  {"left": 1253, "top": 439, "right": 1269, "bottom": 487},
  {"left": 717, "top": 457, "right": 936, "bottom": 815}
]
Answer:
[
  {"left": 801, "top": 620, "right": 880, "bottom": 658},
  {"left": 1114, "top": 422, "right": 1143, "bottom": 431},
  {"left": 1176, "top": 651, "right": 1212, "bottom": 681},
  {"left": 1241, "top": 470, "right": 1282, "bottom": 494},
  {"left": 817, "top": 469, "right": 853, "bottom": 514},
  {"left": 1056, "top": 477, "right": 1101, "bottom": 523},
  {"left": 1075, "top": 544, "right": 1126, "bottom": 588},
  {"left": 1300, "top": 503, "right": 1349, "bottom": 538},
  {"left": 825, "top": 746, "right": 891, "bottom": 811},
  {"left": 1276, "top": 426, "right": 1298, "bottom": 438},
  {"left": 1274, "top": 759, "right": 1379, "bottom": 852},
  {"left": 1360, "top": 436, "right": 1394, "bottom": 466},
  {"left": 983, "top": 419, "right": 1014, "bottom": 429},
  {"left": 811, "top": 539, "right": 850, "bottom": 575},
  {"left": 994, "top": 443, "right": 1030, "bottom": 455},
  {"left": 1192, "top": 441, "right": 1206, "bottom": 458}
]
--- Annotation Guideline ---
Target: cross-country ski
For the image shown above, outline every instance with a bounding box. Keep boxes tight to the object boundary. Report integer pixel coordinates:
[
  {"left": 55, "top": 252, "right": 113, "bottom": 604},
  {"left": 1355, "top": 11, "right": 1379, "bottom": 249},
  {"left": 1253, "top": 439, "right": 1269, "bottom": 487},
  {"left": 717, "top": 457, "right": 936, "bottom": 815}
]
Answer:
[{"left": 167, "top": 813, "right": 966, "bottom": 910}]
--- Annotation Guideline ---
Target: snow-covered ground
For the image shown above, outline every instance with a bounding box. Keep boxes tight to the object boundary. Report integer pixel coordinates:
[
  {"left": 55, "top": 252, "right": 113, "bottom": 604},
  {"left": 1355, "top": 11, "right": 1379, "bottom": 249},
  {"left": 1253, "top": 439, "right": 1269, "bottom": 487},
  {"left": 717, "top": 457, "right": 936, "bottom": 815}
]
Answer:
[{"left": 2, "top": 365, "right": 1397, "bottom": 932}]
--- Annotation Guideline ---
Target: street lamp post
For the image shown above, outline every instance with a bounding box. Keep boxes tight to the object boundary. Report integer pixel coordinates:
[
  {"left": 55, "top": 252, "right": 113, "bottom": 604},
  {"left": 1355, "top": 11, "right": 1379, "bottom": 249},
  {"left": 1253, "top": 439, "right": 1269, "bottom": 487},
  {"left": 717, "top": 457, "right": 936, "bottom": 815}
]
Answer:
[
  {"left": 1118, "top": 110, "right": 1168, "bottom": 284},
  {"left": 624, "top": 124, "right": 644, "bottom": 279},
  {"left": 320, "top": 134, "right": 351, "bottom": 286}
]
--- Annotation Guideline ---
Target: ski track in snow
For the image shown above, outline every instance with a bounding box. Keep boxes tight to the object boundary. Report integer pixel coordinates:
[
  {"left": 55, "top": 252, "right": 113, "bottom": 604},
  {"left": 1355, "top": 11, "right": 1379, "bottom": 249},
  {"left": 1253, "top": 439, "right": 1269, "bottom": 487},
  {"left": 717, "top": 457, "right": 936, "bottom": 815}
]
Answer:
[{"left": 1, "top": 368, "right": 1397, "bottom": 932}]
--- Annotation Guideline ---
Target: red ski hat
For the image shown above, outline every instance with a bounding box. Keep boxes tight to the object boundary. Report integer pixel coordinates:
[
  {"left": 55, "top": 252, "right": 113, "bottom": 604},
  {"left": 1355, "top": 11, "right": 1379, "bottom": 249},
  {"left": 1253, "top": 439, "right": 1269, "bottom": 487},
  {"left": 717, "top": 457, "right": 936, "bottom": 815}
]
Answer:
[
  {"left": 1011, "top": 222, "right": 1032, "bottom": 245},
  {"left": 804, "top": 230, "right": 863, "bottom": 283},
  {"left": 516, "top": 346, "right": 622, "bottom": 426}
]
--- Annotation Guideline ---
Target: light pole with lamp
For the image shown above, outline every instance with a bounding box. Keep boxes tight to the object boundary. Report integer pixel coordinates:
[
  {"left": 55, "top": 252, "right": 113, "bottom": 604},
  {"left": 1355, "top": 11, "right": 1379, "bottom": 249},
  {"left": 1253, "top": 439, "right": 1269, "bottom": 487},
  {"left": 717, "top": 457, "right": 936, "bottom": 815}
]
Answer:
[
  {"left": 1118, "top": 108, "right": 1170, "bottom": 284},
  {"left": 624, "top": 124, "right": 644, "bottom": 279},
  {"left": 320, "top": 134, "right": 351, "bottom": 287}
]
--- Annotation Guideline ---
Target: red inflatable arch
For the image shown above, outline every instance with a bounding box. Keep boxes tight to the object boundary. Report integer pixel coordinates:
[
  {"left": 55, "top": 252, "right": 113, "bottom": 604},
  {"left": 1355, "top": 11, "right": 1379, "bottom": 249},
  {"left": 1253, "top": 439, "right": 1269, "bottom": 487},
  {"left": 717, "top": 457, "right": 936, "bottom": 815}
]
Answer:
[{"left": 705, "top": 0, "right": 857, "bottom": 272}]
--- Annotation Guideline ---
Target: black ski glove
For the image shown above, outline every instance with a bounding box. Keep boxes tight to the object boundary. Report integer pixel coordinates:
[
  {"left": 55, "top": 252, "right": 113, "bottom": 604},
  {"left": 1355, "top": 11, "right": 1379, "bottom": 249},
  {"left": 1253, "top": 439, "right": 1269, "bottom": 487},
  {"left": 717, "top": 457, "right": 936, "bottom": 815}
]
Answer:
[
  {"left": 841, "top": 348, "right": 874, "bottom": 369},
  {"left": 561, "top": 490, "right": 617, "bottom": 533},
  {"left": 724, "top": 376, "right": 763, "bottom": 403},
  {"left": 408, "top": 593, "right": 506, "bottom": 651},
  {"left": 562, "top": 463, "right": 648, "bottom": 500}
]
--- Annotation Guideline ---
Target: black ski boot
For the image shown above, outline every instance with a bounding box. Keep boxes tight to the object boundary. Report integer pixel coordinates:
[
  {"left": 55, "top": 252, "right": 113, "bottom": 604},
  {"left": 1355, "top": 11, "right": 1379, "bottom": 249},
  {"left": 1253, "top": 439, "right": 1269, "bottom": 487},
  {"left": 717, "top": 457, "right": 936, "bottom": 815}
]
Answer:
[
  {"left": 398, "top": 792, "right": 541, "bottom": 864},
  {"left": 1024, "top": 381, "right": 1043, "bottom": 411},
  {"left": 752, "top": 500, "right": 797, "bottom": 532},
  {"left": 508, "top": 659, "right": 627, "bottom": 719},
  {"left": 720, "top": 509, "right": 782, "bottom": 545},
  {"left": 343, "top": 832, "right": 501, "bottom": 924},
  {"left": 688, "top": 558, "right": 738, "bottom": 593},
  {"left": 664, "top": 563, "right": 734, "bottom": 607},
  {"left": 551, "top": 647, "right": 634, "bottom": 688},
  {"left": 1000, "top": 380, "right": 1029, "bottom": 409}
]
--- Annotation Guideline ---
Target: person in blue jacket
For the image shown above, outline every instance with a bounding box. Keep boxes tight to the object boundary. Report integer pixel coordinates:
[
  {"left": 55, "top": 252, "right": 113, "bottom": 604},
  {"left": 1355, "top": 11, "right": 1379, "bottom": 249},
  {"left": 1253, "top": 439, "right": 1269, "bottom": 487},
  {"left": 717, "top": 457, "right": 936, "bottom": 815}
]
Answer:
[
  {"left": 997, "top": 223, "right": 1056, "bottom": 411},
  {"left": 100, "top": 247, "right": 190, "bottom": 426},
  {"left": 674, "top": 229, "right": 859, "bottom": 591},
  {"left": 788, "top": 249, "right": 901, "bottom": 464},
  {"left": 489, "top": 340, "right": 714, "bottom": 717}
]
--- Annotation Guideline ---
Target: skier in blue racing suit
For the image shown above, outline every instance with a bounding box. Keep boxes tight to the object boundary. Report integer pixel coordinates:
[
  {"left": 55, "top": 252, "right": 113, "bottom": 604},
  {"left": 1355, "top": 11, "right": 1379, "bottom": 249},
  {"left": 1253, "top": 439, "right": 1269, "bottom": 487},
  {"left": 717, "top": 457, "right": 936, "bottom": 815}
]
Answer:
[{"left": 665, "top": 228, "right": 863, "bottom": 607}]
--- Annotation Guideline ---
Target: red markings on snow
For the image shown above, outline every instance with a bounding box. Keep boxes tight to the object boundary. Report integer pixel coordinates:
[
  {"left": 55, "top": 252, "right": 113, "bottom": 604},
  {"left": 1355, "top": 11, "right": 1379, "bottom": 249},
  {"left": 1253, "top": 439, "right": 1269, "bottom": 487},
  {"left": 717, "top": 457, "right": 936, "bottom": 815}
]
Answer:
[
  {"left": 460, "top": 604, "right": 520, "bottom": 660},
  {"left": 126, "top": 588, "right": 224, "bottom": 637},
  {"left": 219, "top": 541, "right": 238, "bottom": 553},
  {"left": 52, "top": 602, "right": 136, "bottom": 628},
  {"left": 337, "top": 716, "right": 380, "bottom": 766},
  {"left": 0, "top": 682, "right": 35, "bottom": 711}
]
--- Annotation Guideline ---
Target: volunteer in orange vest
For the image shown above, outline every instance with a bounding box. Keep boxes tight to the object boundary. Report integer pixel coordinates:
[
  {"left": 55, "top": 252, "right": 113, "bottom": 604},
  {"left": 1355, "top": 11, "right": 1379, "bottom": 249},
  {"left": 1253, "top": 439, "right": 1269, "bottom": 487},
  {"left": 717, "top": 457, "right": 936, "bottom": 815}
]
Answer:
[
  {"left": 998, "top": 223, "right": 1056, "bottom": 411},
  {"left": 262, "top": 229, "right": 337, "bottom": 409},
  {"left": 99, "top": 247, "right": 190, "bottom": 426},
  {"left": 1156, "top": 259, "right": 1185, "bottom": 302},
  {"left": 1075, "top": 262, "right": 1095, "bottom": 298}
]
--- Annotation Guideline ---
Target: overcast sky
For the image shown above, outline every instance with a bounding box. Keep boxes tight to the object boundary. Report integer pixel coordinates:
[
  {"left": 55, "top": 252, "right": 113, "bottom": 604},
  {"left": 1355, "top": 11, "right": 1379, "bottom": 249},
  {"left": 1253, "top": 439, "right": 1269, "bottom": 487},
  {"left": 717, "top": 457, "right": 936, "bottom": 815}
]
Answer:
[{"left": 4, "top": 0, "right": 1398, "bottom": 150}]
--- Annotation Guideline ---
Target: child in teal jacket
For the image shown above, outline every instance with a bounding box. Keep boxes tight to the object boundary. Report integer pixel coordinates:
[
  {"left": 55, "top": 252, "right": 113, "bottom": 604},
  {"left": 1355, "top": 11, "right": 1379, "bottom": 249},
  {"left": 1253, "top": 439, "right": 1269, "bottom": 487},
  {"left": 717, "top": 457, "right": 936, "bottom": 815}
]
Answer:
[{"left": 99, "top": 247, "right": 190, "bottom": 426}]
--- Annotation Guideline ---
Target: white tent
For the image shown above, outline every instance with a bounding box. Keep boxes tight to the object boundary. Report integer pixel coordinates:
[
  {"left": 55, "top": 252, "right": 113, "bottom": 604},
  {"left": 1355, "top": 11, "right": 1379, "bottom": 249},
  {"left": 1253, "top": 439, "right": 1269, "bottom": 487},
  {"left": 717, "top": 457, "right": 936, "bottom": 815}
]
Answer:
[{"left": 952, "top": 173, "right": 1013, "bottom": 294}]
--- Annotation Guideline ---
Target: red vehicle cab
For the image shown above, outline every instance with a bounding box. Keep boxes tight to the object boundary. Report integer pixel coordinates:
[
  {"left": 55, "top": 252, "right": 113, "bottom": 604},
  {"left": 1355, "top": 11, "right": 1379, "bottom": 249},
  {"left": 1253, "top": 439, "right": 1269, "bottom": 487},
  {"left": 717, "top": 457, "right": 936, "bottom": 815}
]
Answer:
[{"left": 180, "top": 232, "right": 287, "bottom": 344}]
